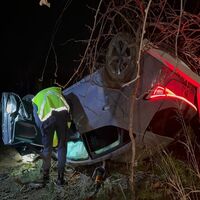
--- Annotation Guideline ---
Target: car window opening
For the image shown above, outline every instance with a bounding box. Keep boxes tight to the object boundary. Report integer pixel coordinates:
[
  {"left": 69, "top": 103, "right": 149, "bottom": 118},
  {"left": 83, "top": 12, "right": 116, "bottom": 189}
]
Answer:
[{"left": 83, "top": 126, "right": 130, "bottom": 155}]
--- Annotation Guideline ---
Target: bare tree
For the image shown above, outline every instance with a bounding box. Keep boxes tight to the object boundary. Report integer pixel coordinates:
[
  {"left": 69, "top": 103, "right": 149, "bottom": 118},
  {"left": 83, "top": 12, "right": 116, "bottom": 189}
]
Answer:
[{"left": 40, "top": 0, "right": 200, "bottom": 193}]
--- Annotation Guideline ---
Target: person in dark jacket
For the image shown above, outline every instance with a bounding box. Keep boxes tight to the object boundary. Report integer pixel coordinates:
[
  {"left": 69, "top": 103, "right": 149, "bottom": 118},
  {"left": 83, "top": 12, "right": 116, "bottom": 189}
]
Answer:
[{"left": 32, "top": 87, "right": 71, "bottom": 186}]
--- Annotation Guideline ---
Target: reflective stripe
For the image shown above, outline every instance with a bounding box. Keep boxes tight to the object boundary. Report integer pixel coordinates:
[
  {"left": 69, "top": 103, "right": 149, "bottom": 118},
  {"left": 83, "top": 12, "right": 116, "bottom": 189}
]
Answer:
[
  {"left": 36, "top": 89, "right": 70, "bottom": 121},
  {"left": 60, "top": 95, "right": 70, "bottom": 109},
  {"left": 39, "top": 106, "right": 69, "bottom": 121}
]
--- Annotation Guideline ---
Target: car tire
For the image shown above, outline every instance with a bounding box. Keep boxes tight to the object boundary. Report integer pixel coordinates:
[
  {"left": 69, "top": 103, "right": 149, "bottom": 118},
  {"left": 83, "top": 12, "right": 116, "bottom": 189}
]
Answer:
[{"left": 103, "top": 32, "right": 137, "bottom": 88}]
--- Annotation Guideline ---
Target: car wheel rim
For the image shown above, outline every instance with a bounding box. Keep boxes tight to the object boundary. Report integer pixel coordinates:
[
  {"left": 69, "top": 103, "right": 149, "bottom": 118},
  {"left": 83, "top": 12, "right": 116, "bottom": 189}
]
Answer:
[{"left": 105, "top": 32, "right": 136, "bottom": 85}]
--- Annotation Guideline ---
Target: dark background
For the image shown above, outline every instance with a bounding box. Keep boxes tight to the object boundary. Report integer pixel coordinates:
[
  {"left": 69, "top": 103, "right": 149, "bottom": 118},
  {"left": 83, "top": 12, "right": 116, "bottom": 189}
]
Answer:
[
  {"left": 1, "top": 0, "right": 97, "bottom": 96},
  {"left": 1, "top": 0, "right": 199, "bottom": 97},
  {"left": 0, "top": 0, "right": 199, "bottom": 146}
]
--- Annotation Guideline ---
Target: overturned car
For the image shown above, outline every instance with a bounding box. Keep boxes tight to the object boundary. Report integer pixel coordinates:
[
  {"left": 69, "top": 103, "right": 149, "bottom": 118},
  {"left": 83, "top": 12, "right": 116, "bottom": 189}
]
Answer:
[{"left": 1, "top": 34, "right": 200, "bottom": 166}]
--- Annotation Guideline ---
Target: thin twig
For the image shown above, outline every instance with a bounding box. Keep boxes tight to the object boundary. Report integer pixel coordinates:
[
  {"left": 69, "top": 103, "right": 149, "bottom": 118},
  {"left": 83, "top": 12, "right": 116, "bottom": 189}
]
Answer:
[{"left": 62, "top": 0, "right": 104, "bottom": 89}]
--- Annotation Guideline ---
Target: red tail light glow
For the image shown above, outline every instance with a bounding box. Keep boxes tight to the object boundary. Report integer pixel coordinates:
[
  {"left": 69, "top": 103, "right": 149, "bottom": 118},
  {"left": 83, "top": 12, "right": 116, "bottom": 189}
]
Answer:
[{"left": 148, "top": 86, "right": 197, "bottom": 111}]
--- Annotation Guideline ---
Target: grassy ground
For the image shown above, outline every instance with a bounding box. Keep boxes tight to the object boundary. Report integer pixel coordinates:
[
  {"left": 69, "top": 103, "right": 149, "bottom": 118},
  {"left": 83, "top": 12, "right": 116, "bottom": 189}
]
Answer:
[{"left": 1, "top": 124, "right": 200, "bottom": 200}]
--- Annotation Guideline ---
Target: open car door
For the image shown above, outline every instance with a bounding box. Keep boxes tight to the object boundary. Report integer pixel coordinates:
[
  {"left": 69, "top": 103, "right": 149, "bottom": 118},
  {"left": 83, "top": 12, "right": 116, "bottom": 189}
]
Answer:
[
  {"left": 1, "top": 92, "right": 41, "bottom": 145},
  {"left": 0, "top": 92, "right": 93, "bottom": 164}
]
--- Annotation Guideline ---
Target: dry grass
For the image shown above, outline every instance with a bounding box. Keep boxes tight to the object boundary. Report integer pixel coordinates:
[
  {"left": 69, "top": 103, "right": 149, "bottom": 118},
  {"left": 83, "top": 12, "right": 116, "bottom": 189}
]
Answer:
[{"left": 133, "top": 122, "right": 200, "bottom": 200}]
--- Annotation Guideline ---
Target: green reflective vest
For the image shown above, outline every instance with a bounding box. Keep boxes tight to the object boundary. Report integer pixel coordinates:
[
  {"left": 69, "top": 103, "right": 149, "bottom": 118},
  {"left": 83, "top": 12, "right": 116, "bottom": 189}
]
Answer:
[{"left": 32, "top": 87, "right": 70, "bottom": 121}]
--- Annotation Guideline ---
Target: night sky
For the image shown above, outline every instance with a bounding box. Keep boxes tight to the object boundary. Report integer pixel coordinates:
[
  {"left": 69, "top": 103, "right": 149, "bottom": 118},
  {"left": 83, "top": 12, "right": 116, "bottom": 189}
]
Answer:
[
  {"left": 1, "top": 0, "right": 199, "bottom": 97},
  {"left": 1, "top": 0, "right": 97, "bottom": 96}
]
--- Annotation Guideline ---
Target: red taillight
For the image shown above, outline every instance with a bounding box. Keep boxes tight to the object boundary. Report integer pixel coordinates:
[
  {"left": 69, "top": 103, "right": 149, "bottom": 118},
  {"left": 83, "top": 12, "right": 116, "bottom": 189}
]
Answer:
[
  {"left": 150, "top": 86, "right": 174, "bottom": 97},
  {"left": 147, "top": 86, "right": 197, "bottom": 111}
]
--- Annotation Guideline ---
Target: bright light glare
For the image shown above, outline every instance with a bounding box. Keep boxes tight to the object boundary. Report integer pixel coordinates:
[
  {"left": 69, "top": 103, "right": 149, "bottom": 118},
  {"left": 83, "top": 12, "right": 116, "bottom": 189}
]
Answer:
[
  {"left": 22, "top": 154, "right": 36, "bottom": 163},
  {"left": 6, "top": 103, "right": 12, "bottom": 114}
]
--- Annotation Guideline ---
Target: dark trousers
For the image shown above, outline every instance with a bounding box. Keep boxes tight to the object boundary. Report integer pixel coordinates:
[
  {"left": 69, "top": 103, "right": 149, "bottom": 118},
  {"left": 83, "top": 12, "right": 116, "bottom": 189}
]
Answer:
[{"left": 33, "top": 105, "right": 69, "bottom": 173}]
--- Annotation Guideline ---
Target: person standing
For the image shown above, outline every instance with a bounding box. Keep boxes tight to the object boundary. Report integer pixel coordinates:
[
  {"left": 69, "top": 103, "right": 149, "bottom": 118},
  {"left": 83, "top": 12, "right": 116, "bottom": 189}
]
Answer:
[{"left": 32, "top": 87, "right": 71, "bottom": 186}]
